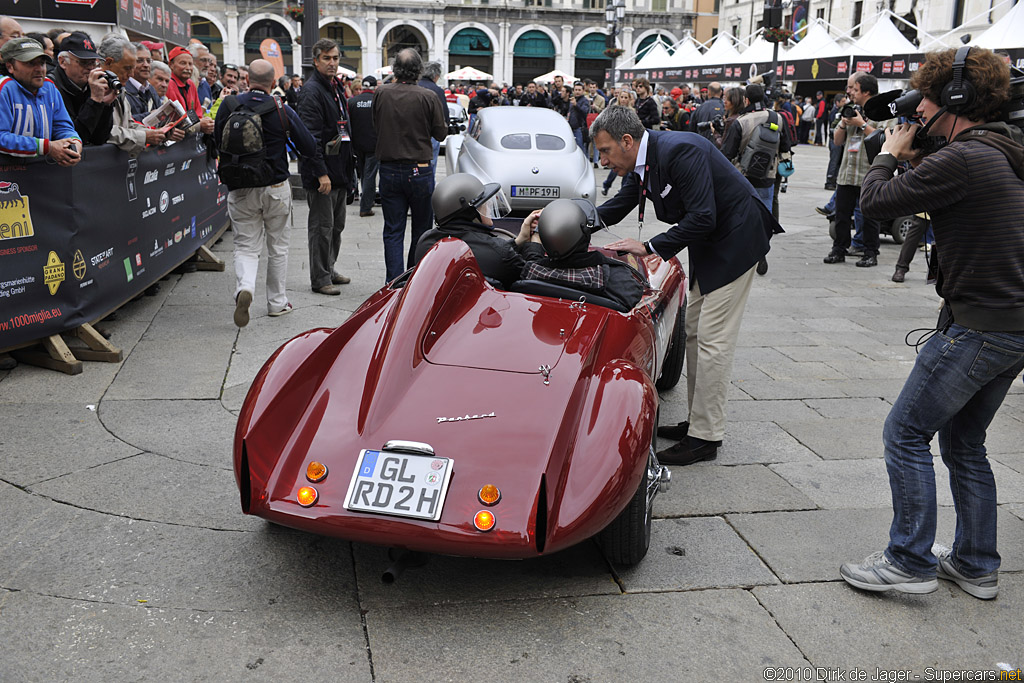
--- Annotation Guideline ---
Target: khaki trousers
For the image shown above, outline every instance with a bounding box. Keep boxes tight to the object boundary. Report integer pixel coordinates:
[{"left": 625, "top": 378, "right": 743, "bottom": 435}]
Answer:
[
  {"left": 228, "top": 182, "right": 292, "bottom": 313},
  {"left": 684, "top": 265, "right": 756, "bottom": 443}
]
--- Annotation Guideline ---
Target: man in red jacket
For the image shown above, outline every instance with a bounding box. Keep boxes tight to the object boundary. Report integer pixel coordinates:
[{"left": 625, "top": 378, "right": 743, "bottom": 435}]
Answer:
[{"left": 166, "top": 46, "right": 213, "bottom": 134}]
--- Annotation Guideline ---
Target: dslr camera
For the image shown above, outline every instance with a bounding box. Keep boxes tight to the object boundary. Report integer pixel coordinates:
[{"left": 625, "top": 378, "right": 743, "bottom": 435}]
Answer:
[
  {"left": 102, "top": 70, "right": 123, "bottom": 92},
  {"left": 696, "top": 113, "right": 725, "bottom": 135},
  {"left": 841, "top": 103, "right": 863, "bottom": 119}
]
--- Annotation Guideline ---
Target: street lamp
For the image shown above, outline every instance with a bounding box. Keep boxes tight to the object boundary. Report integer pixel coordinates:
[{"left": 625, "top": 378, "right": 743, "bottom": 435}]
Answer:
[{"left": 605, "top": 0, "right": 626, "bottom": 85}]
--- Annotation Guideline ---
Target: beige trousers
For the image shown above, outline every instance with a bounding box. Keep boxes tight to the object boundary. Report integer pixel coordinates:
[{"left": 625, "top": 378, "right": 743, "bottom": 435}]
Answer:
[{"left": 684, "top": 265, "right": 757, "bottom": 443}]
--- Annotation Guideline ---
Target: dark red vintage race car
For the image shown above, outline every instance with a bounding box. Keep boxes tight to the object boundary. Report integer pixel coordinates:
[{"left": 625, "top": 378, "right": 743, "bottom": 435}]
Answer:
[{"left": 234, "top": 237, "right": 686, "bottom": 566}]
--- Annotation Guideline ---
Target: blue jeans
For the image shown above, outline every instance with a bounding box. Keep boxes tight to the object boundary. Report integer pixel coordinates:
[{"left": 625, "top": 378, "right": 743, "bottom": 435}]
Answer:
[
  {"left": 883, "top": 324, "right": 1024, "bottom": 578},
  {"left": 573, "top": 127, "right": 585, "bottom": 152},
  {"left": 430, "top": 138, "right": 440, "bottom": 174},
  {"left": 380, "top": 161, "right": 435, "bottom": 282},
  {"left": 753, "top": 185, "right": 773, "bottom": 212}
]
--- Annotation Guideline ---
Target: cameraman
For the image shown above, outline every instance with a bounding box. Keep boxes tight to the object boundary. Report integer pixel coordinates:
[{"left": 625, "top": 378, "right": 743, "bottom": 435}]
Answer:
[
  {"left": 841, "top": 47, "right": 1024, "bottom": 598},
  {"left": 660, "top": 98, "right": 687, "bottom": 131},
  {"left": 823, "top": 71, "right": 893, "bottom": 267}
]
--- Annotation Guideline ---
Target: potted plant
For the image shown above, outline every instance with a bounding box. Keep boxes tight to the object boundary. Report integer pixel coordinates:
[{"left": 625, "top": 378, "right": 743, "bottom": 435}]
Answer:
[
  {"left": 286, "top": 5, "right": 304, "bottom": 21},
  {"left": 603, "top": 47, "right": 624, "bottom": 59},
  {"left": 763, "top": 27, "right": 794, "bottom": 43}
]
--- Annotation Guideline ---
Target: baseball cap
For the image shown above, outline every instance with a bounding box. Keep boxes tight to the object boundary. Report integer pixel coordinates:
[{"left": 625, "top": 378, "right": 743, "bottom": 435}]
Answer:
[
  {"left": 1, "top": 38, "right": 52, "bottom": 64},
  {"left": 61, "top": 31, "right": 101, "bottom": 61},
  {"left": 361, "top": 75, "right": 377, "bottom": 88},
  {"left": 168, "top": 46, "right": 191, "bottom": 62},
  {"left": 670, "top": 87, "right": 682, "bottom": 97}
]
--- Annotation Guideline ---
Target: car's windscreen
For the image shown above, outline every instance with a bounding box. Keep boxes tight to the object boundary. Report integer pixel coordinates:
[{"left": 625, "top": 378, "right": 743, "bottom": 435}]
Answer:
[
  {"left": 500, "top": 134, "right": 532, "bottom": 150},
  {"left": 535, "top": 134, "right": 566, "bottom": 150}
]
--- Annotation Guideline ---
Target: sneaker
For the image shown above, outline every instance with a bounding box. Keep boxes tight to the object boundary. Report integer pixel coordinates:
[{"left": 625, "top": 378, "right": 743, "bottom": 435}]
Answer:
[
  {"left": 601, "top": 187, "right": 609, "bottom": 196},
  {"left": 848, "top": 247, "right": 865, "bottom": 257},
  {"left": 856, "top": 254, "right": 878, "bottom": 268},
  {"left": 824, "top": 182, "right": 837, "bottom": 190},
  {"left": 234, "top": 290, "right": 253, "bottom": 328},
  {"left": 840, "top": 551, "right": 938, "bottom": 594},
  {"left": 815, "top": 206, "right": 831, "bottom": 216},
  {"left": 268, "top": 302, "right": 293, "bottom": 318},
  {"left": 932, "top": 544, "right": 998, "bottom": 599},
  {"left": 823, "top": 251, "right": 846, "bottom": 264}
]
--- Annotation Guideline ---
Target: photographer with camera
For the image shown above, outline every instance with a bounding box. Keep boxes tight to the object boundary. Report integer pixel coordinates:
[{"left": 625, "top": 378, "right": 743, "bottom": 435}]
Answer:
[
  {"left": 720, "top": 83, "right": 791, "bottom": 214},
  {"left": 51, "top": 31, "right": 115, "bottom": 146},
  {"left": 660, "top": 98, "right": 687, "bottom": 131},
  {"left": 840, "top": 47, "right": 1024, "bottom": 599},
  {"left": 823, "top": 71, "right": 893, "bottom": 267},
  {"left": 689, "top": 82, "right": 725, "bottom": 142}
]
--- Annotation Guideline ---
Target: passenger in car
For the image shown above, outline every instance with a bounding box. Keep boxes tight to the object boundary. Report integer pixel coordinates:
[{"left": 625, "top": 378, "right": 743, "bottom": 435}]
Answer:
[
  {"left": 414, "top": 173, "right": 540, "bottom": 288},
  {"left": 520, "top": 198, "right": 645, "bottom": 311}
]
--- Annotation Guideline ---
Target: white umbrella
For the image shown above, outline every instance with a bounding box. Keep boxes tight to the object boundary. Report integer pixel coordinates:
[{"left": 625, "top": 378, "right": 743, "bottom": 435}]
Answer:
[
  {"left": 533, "top": 69, "right": 575, "bottom": 84},
  {"left": 446, "top": 66, "right": 493, "bottom": 82}
]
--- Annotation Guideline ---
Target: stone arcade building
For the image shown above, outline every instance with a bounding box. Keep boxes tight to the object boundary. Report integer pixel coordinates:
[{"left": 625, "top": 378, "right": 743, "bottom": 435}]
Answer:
[{"left": 184, "top": 0, "right": 699, "bottom": 86}]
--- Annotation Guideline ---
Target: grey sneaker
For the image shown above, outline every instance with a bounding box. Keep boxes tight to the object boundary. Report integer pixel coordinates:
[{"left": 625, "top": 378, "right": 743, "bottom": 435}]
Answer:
[
  {"left": 840, "top": 551, "right": 938, "bottom": 594},
  {"left": 234, "top": 290, "right": 253, "bottom": 328},
  {"left": 932, "top": 544, "right": 998, "bottom": 600}
]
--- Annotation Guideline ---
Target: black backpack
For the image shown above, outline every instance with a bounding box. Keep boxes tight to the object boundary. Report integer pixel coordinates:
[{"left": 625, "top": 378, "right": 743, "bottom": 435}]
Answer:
[
  {"left": 739, "top": 110, "right": 781, "bottom": 179},
  {"left": 217, "top": 95, "right": 288, "bottom": 190}
]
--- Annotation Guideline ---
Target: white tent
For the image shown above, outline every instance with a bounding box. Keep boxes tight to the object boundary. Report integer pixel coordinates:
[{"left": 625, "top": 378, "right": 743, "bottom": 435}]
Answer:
[
  {"left": 740, "top": 35, "right": 786, "bottom": 63},
  {"left": 663, "top": 36, "right": 704, "bottom": 68},
  {"left": 853, "top": 15, "right": 918, "bottom": 55},
  {"left": 337, "top": 65, "right": 357, "bottom": 79},
  {"left": 446, "top": 66, "right": 492, "bottom": 82},
  {"left": 632, "top": 42, "right": 673, "bottom": 69},
  {"left": 973, "top": 0, "right": 1024, "bottom": 49},
  {"left": 695, "top": 34, "right": 744, "bottom": 65},
  {"left": 533, "top": 69, "right": 575, "bottom": 84},
  {"left": 783, "top": 21, "right": 845, "bottom": 60}
]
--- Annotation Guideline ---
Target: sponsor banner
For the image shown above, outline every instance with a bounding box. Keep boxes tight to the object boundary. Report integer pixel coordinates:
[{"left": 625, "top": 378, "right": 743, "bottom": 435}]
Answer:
[
  {"left": 10, "top": 0, "right": 118, "bottom": 24},
  {"left": 0, "top": 135, "right": 227, "bottom": 348},
  {"left": 116, "top": 0, "right": 191, "bottom": 45}
]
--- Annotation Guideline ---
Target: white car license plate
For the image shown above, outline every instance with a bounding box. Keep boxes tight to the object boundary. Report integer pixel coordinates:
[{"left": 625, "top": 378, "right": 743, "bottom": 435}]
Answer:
[
  {"left": 511, "top": 185, "right": 559, "bottom": 198},
  {"left": 343, "top": 449, "right": 454, "bottom": 521}
]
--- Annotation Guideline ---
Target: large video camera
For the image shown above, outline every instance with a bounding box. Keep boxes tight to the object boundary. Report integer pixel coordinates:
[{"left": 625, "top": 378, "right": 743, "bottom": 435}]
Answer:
[{"left": 862, "top": 67, "right": 1024, "bottom": 163}]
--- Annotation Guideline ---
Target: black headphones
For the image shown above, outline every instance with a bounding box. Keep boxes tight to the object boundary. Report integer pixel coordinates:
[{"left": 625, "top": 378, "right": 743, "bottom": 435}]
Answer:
[{"left": 940, "top": 46, "right": 976, "bottom": 114}]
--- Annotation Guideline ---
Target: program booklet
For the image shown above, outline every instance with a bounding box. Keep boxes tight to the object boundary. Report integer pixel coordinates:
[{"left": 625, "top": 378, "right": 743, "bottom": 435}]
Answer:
[{"left": 142, "top": 99, "right": 186, "bottom": 129}]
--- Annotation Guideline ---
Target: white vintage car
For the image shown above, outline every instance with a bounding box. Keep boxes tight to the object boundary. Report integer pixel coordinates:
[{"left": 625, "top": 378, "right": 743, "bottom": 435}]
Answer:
[{"left": 445, "top": 107, "right": 596, "bottom": 212}]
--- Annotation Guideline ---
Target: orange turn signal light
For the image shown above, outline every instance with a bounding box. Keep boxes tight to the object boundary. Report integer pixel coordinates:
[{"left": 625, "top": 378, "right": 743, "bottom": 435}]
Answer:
[
  {"left": 306, "top": 461, "right": 328, "bottom": 483},
  {"left": 478, "top": 484, "right": 501, "bottom": 506},
  {"left": 297, "top": 486, "right": 318, "bottom": 507},
  {"left": 473, "top": 509, "right": 496, "bottom": 532}
]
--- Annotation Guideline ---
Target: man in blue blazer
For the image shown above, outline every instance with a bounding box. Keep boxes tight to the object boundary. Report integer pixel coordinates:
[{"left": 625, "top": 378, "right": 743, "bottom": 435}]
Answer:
[{"left": 593, "top": 106, "right": 782, "bottom": 466}]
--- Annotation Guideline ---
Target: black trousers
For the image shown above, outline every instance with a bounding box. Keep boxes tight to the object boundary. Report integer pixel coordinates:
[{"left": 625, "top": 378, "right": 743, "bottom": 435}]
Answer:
[{"left": 833, "top": 184, "right": 881, "bottom": 256}]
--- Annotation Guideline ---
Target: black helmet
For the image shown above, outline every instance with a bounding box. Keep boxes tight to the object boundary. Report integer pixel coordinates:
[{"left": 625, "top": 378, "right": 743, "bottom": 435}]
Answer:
[
  {"left": 537, "top": 198, "right": 602, "bottom": 259},
  {"left": 431, "top": 173, "right": 509, "bottom": 226}
]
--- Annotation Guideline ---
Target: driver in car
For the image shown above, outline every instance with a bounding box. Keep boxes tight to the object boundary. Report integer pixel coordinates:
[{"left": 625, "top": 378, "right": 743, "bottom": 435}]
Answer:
[
  {"left": 520, "top": 198, "right": 645, "bottom": 311},
  {"left": 414, "top": 173, "right": 540, "bottom": 288}
]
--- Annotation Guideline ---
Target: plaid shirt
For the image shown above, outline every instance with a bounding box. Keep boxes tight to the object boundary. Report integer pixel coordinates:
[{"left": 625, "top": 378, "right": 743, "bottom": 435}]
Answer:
[
  {"left": 837, "top": 116, "right": 895, "bottom": 187},
  {"left": 522, "top": 262, "right": 606, "bottom": 290}
]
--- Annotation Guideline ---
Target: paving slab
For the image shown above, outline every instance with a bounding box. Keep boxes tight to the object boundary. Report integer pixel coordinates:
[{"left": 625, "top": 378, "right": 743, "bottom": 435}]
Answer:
[
  {"left": 0, "top": 481, "right": 356, "bottom": 611},
  {"left": 655, "top": 464, "right": 815, "bottom": 516},
  {"left": 772, "top": 457, "right": 1024, "bottom": 509},
  {"left": 105, "top": 337, "right": 232, "bottom": 400},
  {"left": 732, "top": 378, "right": 848, "bottom": 400},
  {"left": 985, "top": 412, "right": 1024, "bottom": 456},
  {"left": 0, "top": 590, "right": 371, "bottom": 683},
  {"left": 352, "top": 541, "right": 618, "bottom": 611},
  {"left": 614, "top": 517, "right": 778, "bottom": 592},
  {"left": 728, "top": 507, "right": 1024, "bottom": 583},
  {"left": 725, "top": 398, "right": 824, "bottom": 423},
  {"left": 365, "top": 590, "right": 807, "bottom": 683},
  {"left": 778, "top": 417, "right": 887, "bottom": 460},
  {"left": 775, "top": 345, "right": 869, "bottom": 363},
  {"left": 755, "top": 360, "right": 847, "bottom": 381},
  {"left": 752, "top": 577, "right": 1024, "bottom": 671},
  {"left": 98, "top": 399, "right": 235, "bottom": 466},
  {"left": 30, "top": 452, "right": 255, "bottom": 531},
  {"left": 995, "top": 454, "right": 1024, "bottom": 474},
  {"left": 804, "top": 396, "right": 893, "bottom": 419},
  {"left": 0, "top": 403, "right": 140, "bottom": 486}
]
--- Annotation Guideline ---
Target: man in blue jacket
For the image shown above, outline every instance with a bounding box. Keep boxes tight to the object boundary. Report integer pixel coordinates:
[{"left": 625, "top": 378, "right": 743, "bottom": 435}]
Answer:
[
  {"left": 593, "top": 106, "right": 782, "bottom": 466},
  {"left": 1, "top": 37, "right": 81, "bottom": 165}
]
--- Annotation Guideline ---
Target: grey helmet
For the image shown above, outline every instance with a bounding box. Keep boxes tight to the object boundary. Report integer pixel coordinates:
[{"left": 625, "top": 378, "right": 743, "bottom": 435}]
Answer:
[
  {"left": 432, "top": 173, "right": 502, "bottom": 226},
  {"left": 537, "top": 198, "right": 602, "bottom": 259}
]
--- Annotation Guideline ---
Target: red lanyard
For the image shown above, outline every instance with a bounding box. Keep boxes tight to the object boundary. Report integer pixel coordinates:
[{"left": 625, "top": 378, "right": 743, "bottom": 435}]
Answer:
[{"left": 638, "top": 163, "right": 649, "bottom": 233}]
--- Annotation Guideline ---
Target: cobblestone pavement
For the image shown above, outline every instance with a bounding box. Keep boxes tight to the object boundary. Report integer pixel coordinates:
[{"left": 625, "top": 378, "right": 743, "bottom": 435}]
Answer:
[{"left": 2, "top": 144, "right": 1022, "bottom": 682}]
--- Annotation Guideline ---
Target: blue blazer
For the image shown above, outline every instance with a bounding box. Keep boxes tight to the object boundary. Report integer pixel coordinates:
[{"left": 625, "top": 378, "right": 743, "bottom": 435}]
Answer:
[{"left": 598, "top": 130, "right": 783, "bottom": 294}]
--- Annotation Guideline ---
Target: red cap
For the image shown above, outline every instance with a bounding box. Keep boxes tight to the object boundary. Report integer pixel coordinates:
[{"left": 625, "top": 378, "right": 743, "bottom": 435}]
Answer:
[
  {"left": 670, "top": 87, "right": 682, "bottom": 97},
  {"left": 168, "top": 46, "right": 191, "bottom": 62}
]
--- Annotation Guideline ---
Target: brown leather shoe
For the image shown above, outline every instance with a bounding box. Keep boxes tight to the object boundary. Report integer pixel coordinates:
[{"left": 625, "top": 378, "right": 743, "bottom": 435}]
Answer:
[
  {"left": 331, "top": 273, "right": 351, "bottom": 285},
  {"left": 359, "top": 211, "right": 375, "bottom": 217},
  {"left": 657, "top": 439, "right": 718, "bottom": 466},
  {"left": 312, "top": 284, "right": 342, "bottom": 295},
  {"left": 891, "top": 267, "right": 907, "bottom": 283},
  {"left": 656, "top": 421, "right": 689, "bottom": 440}
]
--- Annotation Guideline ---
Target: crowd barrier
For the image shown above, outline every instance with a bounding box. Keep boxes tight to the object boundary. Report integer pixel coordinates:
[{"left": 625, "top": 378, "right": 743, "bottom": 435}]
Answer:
[{"left": 0, "top": 134, "right": 229, "bottom": 372}]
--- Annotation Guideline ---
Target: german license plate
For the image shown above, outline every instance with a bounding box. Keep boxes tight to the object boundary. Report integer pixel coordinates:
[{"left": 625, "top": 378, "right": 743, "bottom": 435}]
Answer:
[
  {"left": 511, "top": 185, "right": 559, "bottom": 198},
  {"left": 343, "top": 450, "right": 454, "bottom": 521}
]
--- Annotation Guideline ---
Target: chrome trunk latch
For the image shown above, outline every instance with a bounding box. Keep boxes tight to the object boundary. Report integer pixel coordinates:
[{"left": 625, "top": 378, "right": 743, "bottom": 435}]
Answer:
[{"left": 539, "top": 364, "right": 551, "bottom": 385}]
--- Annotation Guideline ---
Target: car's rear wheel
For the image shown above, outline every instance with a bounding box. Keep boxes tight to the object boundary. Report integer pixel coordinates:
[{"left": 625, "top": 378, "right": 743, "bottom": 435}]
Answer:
[
  {"left": 597, "top": 450, "right": 654, "bottom": 566},
  {"left": 655, "top": 304, "right": 686, "bottom": 391},
  {"left": 890, "top": 215, "right": 924, "bottom": 245}
]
